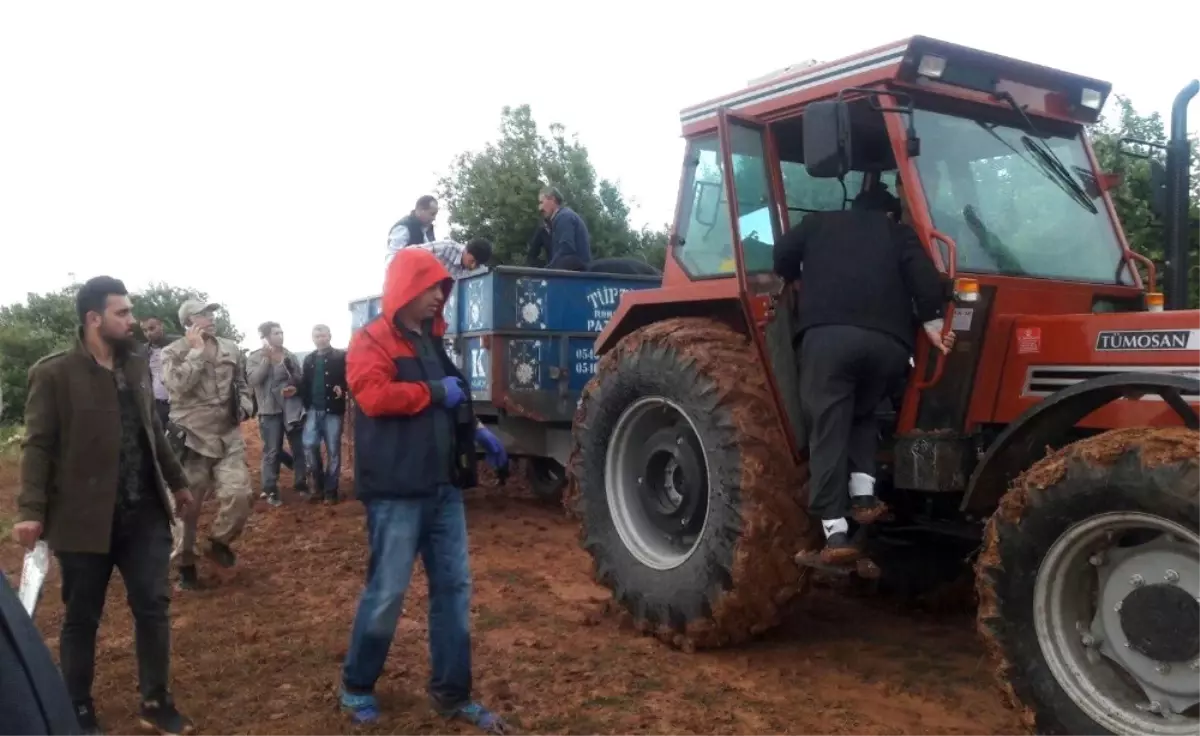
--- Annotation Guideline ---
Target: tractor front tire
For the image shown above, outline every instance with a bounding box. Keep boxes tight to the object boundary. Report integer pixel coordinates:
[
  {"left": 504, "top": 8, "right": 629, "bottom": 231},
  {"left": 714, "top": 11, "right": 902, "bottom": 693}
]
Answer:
[
  {"left": 976, "top": 427, "right": 1200, "bottom": 735},
  {"left": 567, "top": 318, "right": 815, "bottom": 649}
]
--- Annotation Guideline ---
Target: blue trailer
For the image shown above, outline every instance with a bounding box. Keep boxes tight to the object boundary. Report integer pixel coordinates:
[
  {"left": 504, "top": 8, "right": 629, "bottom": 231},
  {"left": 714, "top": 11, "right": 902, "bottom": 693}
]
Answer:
[{"left": 349, "top": 265, "right": 661, "bottom": 500}]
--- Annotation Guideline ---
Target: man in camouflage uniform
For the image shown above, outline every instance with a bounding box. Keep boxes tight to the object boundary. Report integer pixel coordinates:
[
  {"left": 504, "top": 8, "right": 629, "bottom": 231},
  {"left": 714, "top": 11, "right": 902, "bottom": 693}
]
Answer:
[{"left": 161, "top": 299, "right": 255, "bottom": 590}]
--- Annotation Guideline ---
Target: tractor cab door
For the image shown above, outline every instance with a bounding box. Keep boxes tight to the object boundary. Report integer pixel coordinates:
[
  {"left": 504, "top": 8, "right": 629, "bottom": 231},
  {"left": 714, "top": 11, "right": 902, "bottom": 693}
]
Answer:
[{"left": 715, "top": 109, "right": 808, "bottom": 454}]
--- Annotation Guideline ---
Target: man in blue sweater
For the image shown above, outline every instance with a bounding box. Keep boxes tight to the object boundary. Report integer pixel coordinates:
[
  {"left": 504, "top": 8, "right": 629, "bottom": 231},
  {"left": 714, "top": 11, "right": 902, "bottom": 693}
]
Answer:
[{"left": 535, "top": 187, "right": 592, "bottom": 270}]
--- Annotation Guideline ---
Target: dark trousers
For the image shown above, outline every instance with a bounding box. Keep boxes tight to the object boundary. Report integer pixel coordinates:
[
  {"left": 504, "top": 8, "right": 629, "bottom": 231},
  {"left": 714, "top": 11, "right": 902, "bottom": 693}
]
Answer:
[
  {"left": 154, "top": 400, "right": 170, "bottom": 429},
  {"left": 545, "top": 254, "right": 587, "bottom": 271},
  {"left": 799, "top": 325, "right": 909, "bottom": 521},
  {"left": 259, "top": 413, "right": 306, "bottom": 491},
  {"left": 56, "top": 502, "right": 173, "bottom": 705}
]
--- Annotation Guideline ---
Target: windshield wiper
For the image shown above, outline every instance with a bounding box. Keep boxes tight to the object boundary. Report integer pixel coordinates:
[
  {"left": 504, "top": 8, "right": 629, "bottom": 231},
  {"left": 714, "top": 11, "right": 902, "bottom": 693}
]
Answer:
[{"left": 992, "top": 91, "right": 1098, "bottom": 213}]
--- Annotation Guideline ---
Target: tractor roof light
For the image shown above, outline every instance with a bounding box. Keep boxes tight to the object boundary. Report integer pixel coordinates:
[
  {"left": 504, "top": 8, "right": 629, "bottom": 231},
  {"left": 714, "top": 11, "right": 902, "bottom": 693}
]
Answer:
[
  {"left": 1080, "top": 87, "right": 1104, "bottom": 110},
  {"left": 1146, "top": 291, "right": 1165, "bottom": 312},
  {"left": 954, "top": 277, "right": 980, "bottom": 303},
  {"left": 917, "top": 55, "right": 947, "bottom": 80}
]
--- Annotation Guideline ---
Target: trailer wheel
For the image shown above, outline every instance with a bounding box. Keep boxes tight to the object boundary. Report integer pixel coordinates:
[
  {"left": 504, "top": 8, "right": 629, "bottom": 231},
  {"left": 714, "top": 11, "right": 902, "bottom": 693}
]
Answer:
[
  {"left": 567, "top": 317, "right": 814, "bottom": 649},
  {"left": 976, "top": 427, "right": 1200, "bottom": 735},
  {"left": 526, "top": 458, "right": 567, "bottom": 503}
]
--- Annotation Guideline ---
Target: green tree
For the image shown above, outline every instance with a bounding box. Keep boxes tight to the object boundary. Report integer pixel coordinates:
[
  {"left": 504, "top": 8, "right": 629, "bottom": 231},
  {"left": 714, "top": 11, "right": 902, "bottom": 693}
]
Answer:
[
  {"left": 0, "top": 282, "right": 242, "bottom": 424},
  {"left": 1090, "top": 95, "right": 1199, "bottom": 307},
  {"left": 437, "top": 105, "right": 668, "bottom": 269}
]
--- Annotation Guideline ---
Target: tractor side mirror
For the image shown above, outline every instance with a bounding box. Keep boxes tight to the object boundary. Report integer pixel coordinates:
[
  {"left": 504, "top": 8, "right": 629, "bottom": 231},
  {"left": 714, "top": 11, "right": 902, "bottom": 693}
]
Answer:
[
  {"left": 803, "top": 100, "right": 850, "bottom": 179},
  {"left": 1148, "top": 159, "right": 1167, "bottom": 220}
]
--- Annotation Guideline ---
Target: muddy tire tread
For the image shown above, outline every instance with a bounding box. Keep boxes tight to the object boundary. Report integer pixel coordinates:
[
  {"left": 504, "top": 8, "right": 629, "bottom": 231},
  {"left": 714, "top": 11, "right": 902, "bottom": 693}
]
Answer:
[{"left": 565, "top": 317, "right": 816, "bottom": 650}]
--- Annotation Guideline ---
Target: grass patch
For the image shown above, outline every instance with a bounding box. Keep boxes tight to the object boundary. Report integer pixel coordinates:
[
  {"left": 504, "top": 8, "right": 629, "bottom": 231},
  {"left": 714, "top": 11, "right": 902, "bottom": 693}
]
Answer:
[{"left": 474, "top": 605, "right": 506, "bottom": 631}]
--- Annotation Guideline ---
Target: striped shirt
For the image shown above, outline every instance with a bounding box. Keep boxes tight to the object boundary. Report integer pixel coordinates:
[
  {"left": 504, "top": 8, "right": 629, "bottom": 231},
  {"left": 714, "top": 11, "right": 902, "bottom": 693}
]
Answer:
[{"left": 402, "top": 240, "right": 486, "bottom": 281}]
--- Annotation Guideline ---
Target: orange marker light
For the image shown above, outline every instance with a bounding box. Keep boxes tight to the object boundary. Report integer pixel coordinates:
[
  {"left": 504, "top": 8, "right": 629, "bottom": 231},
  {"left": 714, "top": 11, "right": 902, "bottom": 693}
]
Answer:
[
  {"left": 1146, "top": 292, "right": 1164, "bottom": 313},
  {"left": 954, "top": 278, "right": 980, "bottom": 303}
]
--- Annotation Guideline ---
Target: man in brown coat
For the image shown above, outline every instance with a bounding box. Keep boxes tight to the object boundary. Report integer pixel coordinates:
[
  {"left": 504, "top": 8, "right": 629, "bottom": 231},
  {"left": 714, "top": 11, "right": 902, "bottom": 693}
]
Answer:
[{"left": 13, "top": 276, "right": 196, "bottom": 735}]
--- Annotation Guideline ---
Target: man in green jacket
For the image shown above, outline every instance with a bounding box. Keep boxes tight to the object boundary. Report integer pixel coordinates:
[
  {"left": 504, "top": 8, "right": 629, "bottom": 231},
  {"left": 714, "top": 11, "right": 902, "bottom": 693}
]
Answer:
[{"left": 13, "top": 276, "right": 196, "bottom": 735}]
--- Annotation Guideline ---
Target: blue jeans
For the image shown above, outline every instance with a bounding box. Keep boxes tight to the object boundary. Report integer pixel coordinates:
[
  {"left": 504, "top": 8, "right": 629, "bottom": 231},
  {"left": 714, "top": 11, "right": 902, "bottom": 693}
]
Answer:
[
  {"left": 302, "top": 410, "right": 343, "bottom": 492},
  {"left": 341, "top": 486, "right": 473, "bottom": 707}
]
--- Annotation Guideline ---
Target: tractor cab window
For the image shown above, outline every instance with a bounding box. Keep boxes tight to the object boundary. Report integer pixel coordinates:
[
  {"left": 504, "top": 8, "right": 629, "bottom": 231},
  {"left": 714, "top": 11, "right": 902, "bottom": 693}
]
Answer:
[
  {"left": 772, "top": 99, "right": 898, "bottom": 225},
  {"left": 675, "top": 130, "right": 779, "bottom": 278},
  {"left": 911, "top": 108, "right": 1128, "bottom": 284}
]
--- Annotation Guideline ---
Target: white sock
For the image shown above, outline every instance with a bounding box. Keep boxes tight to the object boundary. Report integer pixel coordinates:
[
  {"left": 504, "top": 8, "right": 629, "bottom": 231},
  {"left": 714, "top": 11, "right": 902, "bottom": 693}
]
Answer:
[
  {"left": 821, "top": 518, "right": 848, "bottom": 538},
  {"left": 849, "top": 472, "right": 876, "bottom": 498}
]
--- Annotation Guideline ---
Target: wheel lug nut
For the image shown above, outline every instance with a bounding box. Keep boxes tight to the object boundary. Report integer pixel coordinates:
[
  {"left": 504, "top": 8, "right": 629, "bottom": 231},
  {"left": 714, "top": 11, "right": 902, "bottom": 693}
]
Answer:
[
  {"left": 1164, "top": 569, "right": 1179, "bottom": 584},
  {"left": 1081, "top": 633, "right": 1096, "bottom": 647},
  {"left": 1156, "top": 662, "right": 1171, "bottom": 674},
  {"left": 1088, "top": 553, "right": 1105, "bottom": 566},
  {"left": 1114, "top": 600, "right": 1123, "bottom": 612},
  {"left": 1130, "top": 574, "right": 1144, "bottom": 587}
]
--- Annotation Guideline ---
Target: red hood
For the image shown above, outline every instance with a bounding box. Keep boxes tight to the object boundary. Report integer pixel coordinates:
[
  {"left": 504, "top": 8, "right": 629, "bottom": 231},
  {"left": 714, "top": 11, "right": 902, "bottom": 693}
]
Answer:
[{"left": 382, "top": 248, "right": 453, "bottom": 335}]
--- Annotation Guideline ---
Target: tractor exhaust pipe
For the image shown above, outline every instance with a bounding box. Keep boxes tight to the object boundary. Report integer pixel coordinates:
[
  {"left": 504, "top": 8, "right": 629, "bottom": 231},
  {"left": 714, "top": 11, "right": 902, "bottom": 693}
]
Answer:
[{"left": 1164, "top": 80, "right": 1198, "bottom": 310}]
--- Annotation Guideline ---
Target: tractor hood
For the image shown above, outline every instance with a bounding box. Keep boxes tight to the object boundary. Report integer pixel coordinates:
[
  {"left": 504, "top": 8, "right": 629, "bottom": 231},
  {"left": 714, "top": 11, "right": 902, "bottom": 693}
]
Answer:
[{"left": 990, "top": 310, "right": 1200, "bottom": 429}]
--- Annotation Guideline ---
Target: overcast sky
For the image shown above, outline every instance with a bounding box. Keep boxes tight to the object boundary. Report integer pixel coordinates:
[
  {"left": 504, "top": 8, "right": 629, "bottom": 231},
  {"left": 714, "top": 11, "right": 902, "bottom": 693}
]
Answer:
[{"left": 1, "top": 1, "right": 1196, "bottom": 349}]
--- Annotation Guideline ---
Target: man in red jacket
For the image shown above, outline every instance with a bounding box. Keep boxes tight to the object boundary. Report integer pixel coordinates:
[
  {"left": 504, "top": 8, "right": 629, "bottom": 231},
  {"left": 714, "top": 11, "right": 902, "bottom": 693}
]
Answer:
[{"left": 338, "top": 248, "right": 508, "bottom": 733}]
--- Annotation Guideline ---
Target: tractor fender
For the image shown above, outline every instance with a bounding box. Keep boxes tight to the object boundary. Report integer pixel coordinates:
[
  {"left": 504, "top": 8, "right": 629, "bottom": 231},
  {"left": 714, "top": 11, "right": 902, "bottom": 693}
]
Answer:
[
  {"left": 960, "top": 371, "right": 1199, "bottom": 515},
  {"left": 595, "top": 297, "right": 745, "bottom": 356}
]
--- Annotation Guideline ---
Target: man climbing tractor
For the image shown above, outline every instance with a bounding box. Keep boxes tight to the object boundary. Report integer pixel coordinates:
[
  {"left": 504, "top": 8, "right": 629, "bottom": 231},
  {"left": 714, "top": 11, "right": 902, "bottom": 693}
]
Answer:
[{"left": 774, "top": 178, "right": 954, "bottom": 564}]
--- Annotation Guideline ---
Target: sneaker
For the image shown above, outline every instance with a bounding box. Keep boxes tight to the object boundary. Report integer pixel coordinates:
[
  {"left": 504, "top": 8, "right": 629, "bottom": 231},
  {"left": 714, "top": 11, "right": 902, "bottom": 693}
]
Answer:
[
  {"left": 139, "top": 697, "right": 195, "bottom": 735},
  {"left": 439, "top": 701, "right": 510, "bottom": 734},
  {"left": 339, "top": 688, "right": 380, "bottom": 725},
  {"left": 178, "top": 565, "right": 199, "bottom": 591},
  {"left": 266, "top": 491, "right": 283, "bottom": 508},
  {"left": 73, "top": 699, "right": 102, "bottom": 735},
  {"left": 206, "top": 540, "right": 237, "bottom": 568},
  {"left": 294, "top": 481, "right": 309, "bottom": 494}
]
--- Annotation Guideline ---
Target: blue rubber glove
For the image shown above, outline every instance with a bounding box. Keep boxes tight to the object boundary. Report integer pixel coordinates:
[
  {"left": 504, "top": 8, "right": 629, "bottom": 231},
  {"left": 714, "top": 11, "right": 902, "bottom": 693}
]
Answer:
[
  {"left": 437, "top": 377, "right": 466, "bottom": 408},
  {"left": 475, "top": 427, "right": 508, "bottom": 469}
]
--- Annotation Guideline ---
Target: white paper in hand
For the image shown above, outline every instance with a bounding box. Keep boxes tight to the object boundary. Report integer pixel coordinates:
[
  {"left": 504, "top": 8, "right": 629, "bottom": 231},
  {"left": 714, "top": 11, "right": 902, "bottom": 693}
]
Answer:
[{"left": 18, "top": 540, "right": 50, "bottom": 616}]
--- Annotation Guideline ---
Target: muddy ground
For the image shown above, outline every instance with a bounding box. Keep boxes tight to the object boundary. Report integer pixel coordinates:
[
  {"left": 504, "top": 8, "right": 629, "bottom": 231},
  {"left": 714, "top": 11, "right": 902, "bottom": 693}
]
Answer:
[{"left": 0, "top": 426, "right": 1025, "bottom": 735}]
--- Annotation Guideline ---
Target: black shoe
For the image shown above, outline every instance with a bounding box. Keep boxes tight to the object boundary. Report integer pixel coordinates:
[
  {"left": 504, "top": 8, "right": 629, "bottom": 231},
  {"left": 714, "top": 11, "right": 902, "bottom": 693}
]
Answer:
[
  {"left": 294, "top": 481, "right": 309, "bottom": 493},
  {"left": 206, "top": 540, "right": 237, "bottom": 568},
  {"left": 73, "top": 699, "right": 102, "bottom": 734},
  {"left": 178, "top": 565, "right": 199, "bottom": 591},
  {"left": 139, "top": 697, "right": 195, "bottom": 735},
  {"left": 324, "top": 492, "right": 339, "bottom": 505}
]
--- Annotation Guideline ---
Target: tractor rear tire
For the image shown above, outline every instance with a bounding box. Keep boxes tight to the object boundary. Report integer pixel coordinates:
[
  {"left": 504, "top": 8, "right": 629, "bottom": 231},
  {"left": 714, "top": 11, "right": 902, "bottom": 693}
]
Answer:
[
  {"left": 976, "top": 427, "right": 1200, "bottom": 735},
  {"left": 566, "top": 317, "right": 815, "bottom": 649}
]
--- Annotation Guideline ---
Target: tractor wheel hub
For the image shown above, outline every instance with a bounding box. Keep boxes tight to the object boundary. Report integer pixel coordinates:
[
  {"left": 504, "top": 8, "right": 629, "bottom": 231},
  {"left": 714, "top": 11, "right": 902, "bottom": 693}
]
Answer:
[{"left": 1119, "top": 583, "right": 1200, "bottom": 663}]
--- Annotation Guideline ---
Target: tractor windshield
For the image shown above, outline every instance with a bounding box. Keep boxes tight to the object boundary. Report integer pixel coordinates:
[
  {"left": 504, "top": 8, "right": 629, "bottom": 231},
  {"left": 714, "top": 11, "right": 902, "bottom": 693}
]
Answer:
[{"left": 911, "top": 108, "right": 1130, "bottom": 284}]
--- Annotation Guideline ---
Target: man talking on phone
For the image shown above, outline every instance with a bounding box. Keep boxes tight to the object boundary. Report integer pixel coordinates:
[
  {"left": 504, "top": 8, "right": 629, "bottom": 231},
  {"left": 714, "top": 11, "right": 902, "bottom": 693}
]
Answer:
[{"left": 161, "top": 299, "right": 256, "bottom": 591}]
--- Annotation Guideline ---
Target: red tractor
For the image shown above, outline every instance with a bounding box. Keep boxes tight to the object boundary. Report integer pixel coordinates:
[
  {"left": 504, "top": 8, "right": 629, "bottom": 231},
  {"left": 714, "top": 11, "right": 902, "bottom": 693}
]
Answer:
[{"left": 566, "top": 37, "right": 1199, "bottom": 735}]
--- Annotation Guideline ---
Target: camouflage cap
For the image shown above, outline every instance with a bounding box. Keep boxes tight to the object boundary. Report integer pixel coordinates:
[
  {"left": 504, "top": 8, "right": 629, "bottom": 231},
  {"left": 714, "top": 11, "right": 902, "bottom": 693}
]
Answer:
[{"left": 178, "top": 298, "right": 221, "bottom": 327}]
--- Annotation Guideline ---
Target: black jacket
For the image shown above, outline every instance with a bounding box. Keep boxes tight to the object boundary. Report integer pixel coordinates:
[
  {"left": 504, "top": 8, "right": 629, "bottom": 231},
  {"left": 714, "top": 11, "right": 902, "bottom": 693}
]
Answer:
[
  {"left": 773, "top": 209, "right": 946, "bottom": 351},
  {"left": 299, "top": 348, "right": 348, "bottom": 415},
  {"left": 0, "top": 572, "right": 81, "bottom": 734}
]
